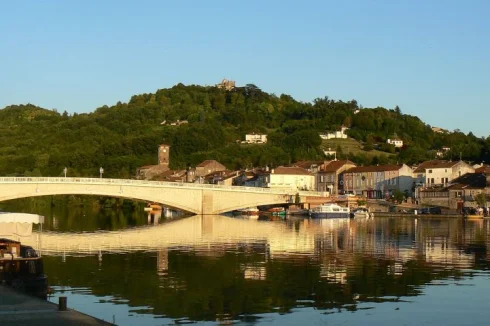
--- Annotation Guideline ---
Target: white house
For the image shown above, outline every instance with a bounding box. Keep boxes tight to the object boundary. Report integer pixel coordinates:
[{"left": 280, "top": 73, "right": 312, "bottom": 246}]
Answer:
[
  {"left": 387, "top": 138, "right": 404, "bottom": 148},
  {"left": 320, "top": 126, "right": 349, "bottom": 140},
  {"left": 412, "top": 160, "right": 475, "bottom": 187},
  {"left": 256, "top": 166, "right": 315, "bottom": 191},
  {"left": 244, "top": 134, "right": 267, "bottom": 144}
]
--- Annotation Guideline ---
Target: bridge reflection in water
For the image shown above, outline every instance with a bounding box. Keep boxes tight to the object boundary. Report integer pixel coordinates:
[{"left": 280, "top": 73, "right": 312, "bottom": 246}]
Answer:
[
  {"left": 26, "top": 215, "right": 487, "bottom": 270},
  {"left": 38, "top": 216, "right": 490, "bottom": 324}
]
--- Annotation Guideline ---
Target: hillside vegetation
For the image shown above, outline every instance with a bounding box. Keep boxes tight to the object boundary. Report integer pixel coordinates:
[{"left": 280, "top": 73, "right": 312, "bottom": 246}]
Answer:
[{"left": 0, "top": 84, "right": 488, "bottom": 178}]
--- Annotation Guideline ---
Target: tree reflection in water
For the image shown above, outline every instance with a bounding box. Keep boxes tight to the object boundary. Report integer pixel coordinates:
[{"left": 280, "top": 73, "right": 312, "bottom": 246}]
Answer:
[{"left": 40, "top": 215, "right": 490, "bottom": 322}]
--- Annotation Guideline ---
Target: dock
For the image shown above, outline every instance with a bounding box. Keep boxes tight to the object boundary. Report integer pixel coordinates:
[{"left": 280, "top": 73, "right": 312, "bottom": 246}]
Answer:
[{"left": 0, "top": 285, "right": 112, "bottom": 326}]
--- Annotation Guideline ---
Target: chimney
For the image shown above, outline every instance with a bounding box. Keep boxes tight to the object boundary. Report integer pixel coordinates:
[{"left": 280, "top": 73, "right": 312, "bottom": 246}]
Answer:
[{"left": 271, "top": 169, "right": 275, "bottom": 174}]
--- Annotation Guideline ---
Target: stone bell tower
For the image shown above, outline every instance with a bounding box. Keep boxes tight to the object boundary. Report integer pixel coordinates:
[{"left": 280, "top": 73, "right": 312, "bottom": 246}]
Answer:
[{"left": 158, "top": 144, "right": 170, "bottom": 167}]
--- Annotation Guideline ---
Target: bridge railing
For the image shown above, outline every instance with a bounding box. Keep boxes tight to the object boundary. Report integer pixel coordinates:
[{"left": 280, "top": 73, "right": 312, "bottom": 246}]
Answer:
[{"left": 0, "top": 177, "right": 326, "bottom": 197}]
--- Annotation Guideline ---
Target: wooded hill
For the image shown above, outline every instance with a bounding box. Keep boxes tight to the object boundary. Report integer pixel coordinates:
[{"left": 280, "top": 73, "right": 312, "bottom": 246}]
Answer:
[{"left": 1, "top": 83, "right": 488, "bottom": 178}]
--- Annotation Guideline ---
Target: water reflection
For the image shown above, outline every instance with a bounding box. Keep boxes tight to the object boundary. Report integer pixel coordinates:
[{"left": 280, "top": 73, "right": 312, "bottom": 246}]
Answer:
[
  {"left": 0, "top": 199, "right": 481, "bottom": 324},
  {"left": 25, "top": 215, "right": 490, "bottom": 324}
]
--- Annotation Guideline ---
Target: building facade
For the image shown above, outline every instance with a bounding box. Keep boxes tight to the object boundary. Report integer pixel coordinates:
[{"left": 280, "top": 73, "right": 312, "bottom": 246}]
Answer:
[
  {"left": 316, "top": 160, "right": 356, "bottom": 195},
  {"left": 244, "top": 134, "right": 267, "bottom": 144},
  {"left": 195, "top": 160, "right": 227, "bottom": 178},
  {"left": 413, "top": 160, "right": 475, "bottom": 187},
  {"left": 343, "top": 164, "right": 413, "bottom": 198},
  {"left": 256, "top": 167, "right": 315, "bottom": 191},
  {"left": 387, "top": 138, "right": 404, "bottom": 148}
]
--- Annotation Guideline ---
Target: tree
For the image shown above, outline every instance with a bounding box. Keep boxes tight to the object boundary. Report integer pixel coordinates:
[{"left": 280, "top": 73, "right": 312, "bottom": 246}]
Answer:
[
  {"left": 393, "top": 189, "right": 405, "bottom": 204},
  {"left": 475, "top": 193, "right": 487, "bottom": 207}
]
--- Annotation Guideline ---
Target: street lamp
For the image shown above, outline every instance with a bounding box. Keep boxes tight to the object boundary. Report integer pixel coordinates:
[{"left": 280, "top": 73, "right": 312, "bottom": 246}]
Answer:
[
  {"left": 63, "top": 167, "right": 67, "bottom": 178},
  {"left": 99, "top": 167, "right": 104, "bottom": 178}
]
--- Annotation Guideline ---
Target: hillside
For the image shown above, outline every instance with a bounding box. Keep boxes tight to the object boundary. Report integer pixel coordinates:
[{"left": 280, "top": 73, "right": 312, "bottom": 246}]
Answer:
[
  {"left": 321, "top": 138, "right": 394, "bottom": 161},
  {"left": 0, "top": 84, "right": 488, "bottom": 178}
]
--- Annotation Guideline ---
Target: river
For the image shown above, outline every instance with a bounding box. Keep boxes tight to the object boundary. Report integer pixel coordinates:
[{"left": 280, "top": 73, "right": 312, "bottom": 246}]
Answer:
[{"left": 4, "top": 203, "right": 490, "bottom": 325}]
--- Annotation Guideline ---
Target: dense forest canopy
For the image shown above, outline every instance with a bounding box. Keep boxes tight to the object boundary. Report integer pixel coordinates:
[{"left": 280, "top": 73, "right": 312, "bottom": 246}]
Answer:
[{"left": 1, "top": 84, "right": 489, "bottom": 178}]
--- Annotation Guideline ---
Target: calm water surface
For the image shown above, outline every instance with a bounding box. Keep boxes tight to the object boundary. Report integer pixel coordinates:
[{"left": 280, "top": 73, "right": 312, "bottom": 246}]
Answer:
[{"left": 7, "top": 205, "right": 490, "bottom": 325}]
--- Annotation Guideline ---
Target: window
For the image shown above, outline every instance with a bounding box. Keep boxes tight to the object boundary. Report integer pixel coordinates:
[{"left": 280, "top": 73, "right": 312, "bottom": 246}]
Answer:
[
  {"left": 431, "top": 178, "right": 434, "bottom": 184},
  {"left": 428, "top": 169, "right": 432, "bottom": 173}
]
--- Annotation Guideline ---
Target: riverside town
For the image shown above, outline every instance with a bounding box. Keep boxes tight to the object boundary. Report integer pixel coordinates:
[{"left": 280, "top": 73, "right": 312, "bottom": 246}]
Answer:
[{"left": 1, "top": 2, "right": 490, "bottom": 324}]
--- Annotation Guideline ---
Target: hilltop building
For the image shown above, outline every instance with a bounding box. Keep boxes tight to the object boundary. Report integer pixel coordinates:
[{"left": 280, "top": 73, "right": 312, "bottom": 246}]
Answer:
[
  {"left": 243, "top": 133, "right": 267, "bottom": 144},
  {"left": 431, "top": 126, "right": 448, "bottom": 134},
  {"left": 320, "top": 126, "right": 349, "bottom": 140},
  {"left": 387, "top": 138, "right": 404, "bottom": 148},
  {"left": 216, "top": 79, "right": 236, "bottom": 91}
]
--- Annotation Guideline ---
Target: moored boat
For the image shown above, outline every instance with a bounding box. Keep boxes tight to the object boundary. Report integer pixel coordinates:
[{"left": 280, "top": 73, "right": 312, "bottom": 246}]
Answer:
[
  {"left": 0, "top": 213, "right": 48, "bottom": 298},
  {"left": 309, "top": 203, "right": 350, "bottom": 219},
  {"left": 236, "top": 207, "right": 260, "bottom": 216},
  {"left": 351, "top": 207, "right": 373, "bottom": 219},
  {"left": 268, "top": 207, "right": 286, "bottom": 216}
]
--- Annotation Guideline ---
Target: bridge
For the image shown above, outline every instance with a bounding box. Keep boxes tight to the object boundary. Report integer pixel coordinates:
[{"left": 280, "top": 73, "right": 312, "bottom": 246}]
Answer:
[{"left": 0, "top": 177, "right": 325, "bottom": 215}]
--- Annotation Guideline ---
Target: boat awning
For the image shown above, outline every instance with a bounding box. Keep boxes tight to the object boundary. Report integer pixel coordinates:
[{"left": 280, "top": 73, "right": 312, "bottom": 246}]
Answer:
[
  {"left": 0, "top": 213, "right": 44, "bottom": 238},
  {"left": 0, "top": 213, "right": 44, "bottom": 224}
]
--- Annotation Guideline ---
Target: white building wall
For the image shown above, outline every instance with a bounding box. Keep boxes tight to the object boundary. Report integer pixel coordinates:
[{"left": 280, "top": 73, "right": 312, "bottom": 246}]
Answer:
[
  {"left": 245, "top": 134, "right": 267, "bottom": 143},
  {"left": 269, "top": 174, "right": 316, "bottom": 191}
]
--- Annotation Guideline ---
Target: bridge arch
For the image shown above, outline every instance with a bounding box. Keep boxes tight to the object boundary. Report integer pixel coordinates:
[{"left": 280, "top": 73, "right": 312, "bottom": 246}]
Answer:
[{"left": 0, "top": 177, "right": 323, "bottom": 215}]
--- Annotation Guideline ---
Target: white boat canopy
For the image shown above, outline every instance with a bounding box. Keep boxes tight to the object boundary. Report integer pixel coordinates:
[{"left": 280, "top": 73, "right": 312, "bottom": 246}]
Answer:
[
  {"left": 0, "top": 213, "right": 44, "bottom": 224},
  {"left": 0, "top": 213, "right": 44, "bottom": 238}
]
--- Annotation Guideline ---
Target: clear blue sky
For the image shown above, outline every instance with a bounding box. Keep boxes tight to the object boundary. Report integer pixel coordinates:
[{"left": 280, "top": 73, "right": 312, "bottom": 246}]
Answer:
[{"left": 1, "top": 1, "right": 488, "bottom": 136}]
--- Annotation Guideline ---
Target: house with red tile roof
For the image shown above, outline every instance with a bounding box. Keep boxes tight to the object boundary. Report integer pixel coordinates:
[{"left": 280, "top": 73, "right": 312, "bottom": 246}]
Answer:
[
  {"left": 419, "top": 172, "right": 490, "bottom": 210},
  {"left": 195, "top": 160, "right": 227, "bottom": 177},
  {"left": 412, "top": 160, "right": 474, "bottom": 187},
  {"left": 316, "top": 160, "right": 356, "bottom": 194},
  {"left": 343, "top": 164, "right": 413, "bottom": 198}
]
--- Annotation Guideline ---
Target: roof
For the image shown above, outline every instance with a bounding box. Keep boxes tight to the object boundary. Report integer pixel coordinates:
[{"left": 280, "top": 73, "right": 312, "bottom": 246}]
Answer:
[
  {"left": 196, "top": 160, "right": 223, "bottom": 168},
  {"left": 345, "top": 164, "right": 403, "bottom": 173},
  {"left": 271, "top": 166, "right": 312, "bottom": 176},
  {"left": 475, "top": 165, "right": 490, "bottom": 174},
  {"left": 448, "top": 173, "right": 487, "bottom": 189},
  {"left": 413, "top": 160, "right": 459, "bottom": 173},
  {"left": 322, "top": 160, "right": 356, "bottom": 173}
]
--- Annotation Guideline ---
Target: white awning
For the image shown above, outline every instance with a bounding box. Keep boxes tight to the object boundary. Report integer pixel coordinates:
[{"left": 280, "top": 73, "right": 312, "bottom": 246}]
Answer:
[
  {"left": 0, "top": 213, "right": 44, "bottom": 224},
  {"left": 0, "top": 213, "right": 44, "bottom": 238}
]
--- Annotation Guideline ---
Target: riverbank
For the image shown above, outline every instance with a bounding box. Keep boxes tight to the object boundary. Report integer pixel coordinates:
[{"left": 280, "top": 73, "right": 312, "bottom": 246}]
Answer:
[{"left": 0, "top": 285, "right": 112, "bottom": 325}]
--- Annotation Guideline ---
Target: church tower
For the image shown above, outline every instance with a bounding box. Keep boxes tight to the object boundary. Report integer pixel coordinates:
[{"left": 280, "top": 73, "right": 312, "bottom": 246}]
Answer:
[{"left": 158, "top": 144, "right": 170, "bottom": 167}]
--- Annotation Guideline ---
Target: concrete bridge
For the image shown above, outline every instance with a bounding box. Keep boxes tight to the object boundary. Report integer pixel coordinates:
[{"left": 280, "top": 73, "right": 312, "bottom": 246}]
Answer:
[{"left": 0, "top": 177, "right": 325, "bottom": 215}]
